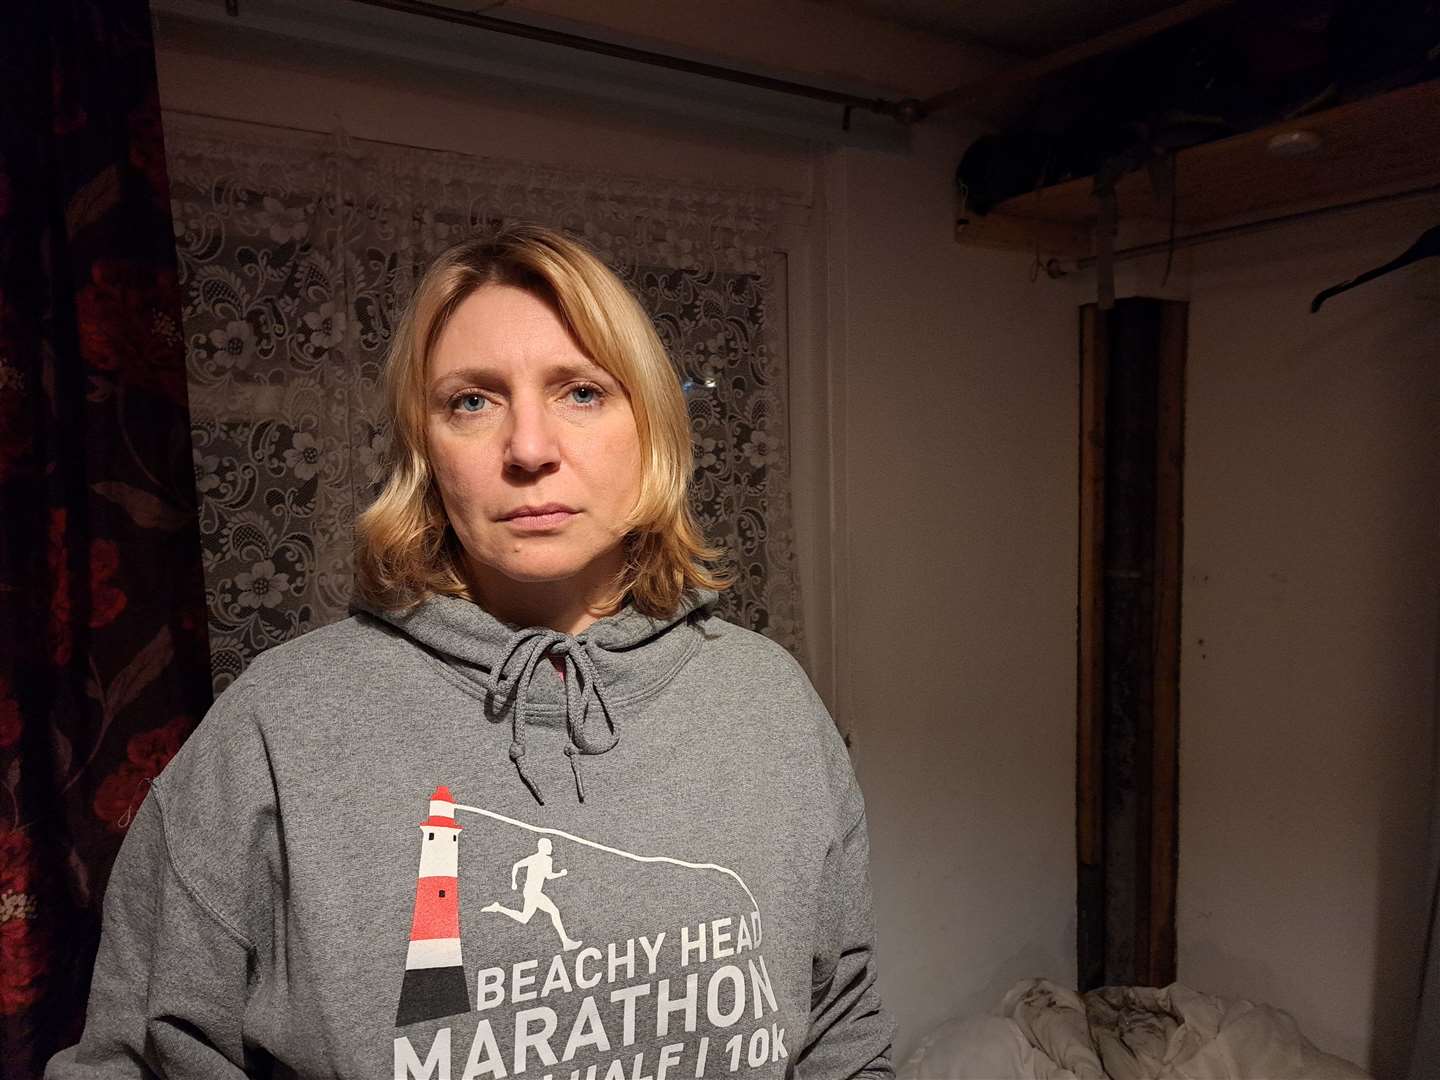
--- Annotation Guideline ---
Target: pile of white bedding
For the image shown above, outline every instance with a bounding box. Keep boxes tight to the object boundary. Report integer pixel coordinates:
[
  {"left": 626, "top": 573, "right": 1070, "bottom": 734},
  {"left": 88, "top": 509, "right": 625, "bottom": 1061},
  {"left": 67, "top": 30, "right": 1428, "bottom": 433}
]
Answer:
[{"left": 899, "top": 978, "right": 1369, "bottom": 1080}]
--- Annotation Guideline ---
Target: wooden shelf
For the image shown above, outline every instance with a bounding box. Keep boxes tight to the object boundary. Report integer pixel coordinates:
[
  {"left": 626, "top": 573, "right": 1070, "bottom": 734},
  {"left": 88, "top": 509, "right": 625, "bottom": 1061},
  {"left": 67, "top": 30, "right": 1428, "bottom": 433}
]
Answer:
[{"left": 955, "top": 77, "right": 1440, "bottom": 257}]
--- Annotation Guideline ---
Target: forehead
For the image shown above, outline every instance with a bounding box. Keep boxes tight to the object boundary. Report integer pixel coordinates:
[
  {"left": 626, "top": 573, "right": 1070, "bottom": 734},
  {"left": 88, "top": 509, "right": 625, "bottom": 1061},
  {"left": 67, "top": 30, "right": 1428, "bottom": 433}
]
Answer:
[{"left": 429, "top": 284, "right": 600, "bottom": 377}]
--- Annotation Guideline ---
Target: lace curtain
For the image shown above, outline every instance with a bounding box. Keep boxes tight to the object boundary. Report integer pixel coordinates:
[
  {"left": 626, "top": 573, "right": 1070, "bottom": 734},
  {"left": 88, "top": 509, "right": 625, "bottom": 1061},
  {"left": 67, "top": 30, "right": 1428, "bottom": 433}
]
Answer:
[{"left": 160, "top": 113, "right": 805, "bottom": 692}]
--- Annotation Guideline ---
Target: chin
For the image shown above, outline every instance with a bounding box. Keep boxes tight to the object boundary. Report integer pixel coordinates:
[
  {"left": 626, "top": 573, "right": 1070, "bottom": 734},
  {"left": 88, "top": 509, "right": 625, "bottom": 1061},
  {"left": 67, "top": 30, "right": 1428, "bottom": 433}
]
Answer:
[
  {"left": 464, "top": 528, "right": 625, "bottom": 589},
  {"left": 490, "top": 554, "right": 599, "bottom": 584},
  {"left": 497, "top": 566, "right": 585, "bottom": 584}
]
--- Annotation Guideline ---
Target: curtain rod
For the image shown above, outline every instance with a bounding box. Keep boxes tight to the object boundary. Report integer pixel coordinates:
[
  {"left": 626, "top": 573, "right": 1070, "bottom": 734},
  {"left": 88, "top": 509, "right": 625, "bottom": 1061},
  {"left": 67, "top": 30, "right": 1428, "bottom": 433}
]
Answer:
[
  {"left": 1050, "top": 180, "right": 1440, "bottom": 276},
  {"left": 160, "top": 107, "right": 814, "bottom": 206},
  {"left": 335, "top": 0, "right": 925, "bottom": 126}
]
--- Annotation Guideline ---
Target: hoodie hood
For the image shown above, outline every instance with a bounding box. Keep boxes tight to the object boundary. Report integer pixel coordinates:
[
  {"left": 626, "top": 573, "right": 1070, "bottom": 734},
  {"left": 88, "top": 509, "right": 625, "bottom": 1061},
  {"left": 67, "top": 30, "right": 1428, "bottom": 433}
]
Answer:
[{"left": 354, "top": 587, "right": 719, "bottom": 805}]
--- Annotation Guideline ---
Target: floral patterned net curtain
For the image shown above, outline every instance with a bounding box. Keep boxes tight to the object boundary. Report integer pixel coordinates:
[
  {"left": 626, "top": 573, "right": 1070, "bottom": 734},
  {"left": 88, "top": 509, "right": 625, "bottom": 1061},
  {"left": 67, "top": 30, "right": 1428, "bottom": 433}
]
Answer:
[{"left": 161, "top": 113, "right": 805, "bottom": 691}]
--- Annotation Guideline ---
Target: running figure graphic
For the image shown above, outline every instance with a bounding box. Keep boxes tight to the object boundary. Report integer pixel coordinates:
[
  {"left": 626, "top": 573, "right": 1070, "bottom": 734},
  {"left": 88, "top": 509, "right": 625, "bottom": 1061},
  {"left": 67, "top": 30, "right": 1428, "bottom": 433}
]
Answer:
[{"left": 481, "top": 838, "right": 582, "bottom": 949}]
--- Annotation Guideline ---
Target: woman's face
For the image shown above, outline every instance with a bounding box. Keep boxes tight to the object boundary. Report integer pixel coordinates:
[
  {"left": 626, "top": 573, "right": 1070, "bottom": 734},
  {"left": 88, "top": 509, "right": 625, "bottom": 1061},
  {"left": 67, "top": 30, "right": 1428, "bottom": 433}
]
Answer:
[{"left": 425, "top": 284, "right": 642, "bottom": 602}]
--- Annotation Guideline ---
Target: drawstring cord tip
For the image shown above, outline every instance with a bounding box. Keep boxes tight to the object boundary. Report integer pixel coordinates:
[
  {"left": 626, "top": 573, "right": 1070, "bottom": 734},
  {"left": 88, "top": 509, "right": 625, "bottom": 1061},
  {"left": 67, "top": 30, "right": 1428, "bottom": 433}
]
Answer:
[
  {"left": 509, "top": 741, "right": 545, "bottom": 805},
  {"left": 564, "top": 743, "right": 586, "bottom": 803}
]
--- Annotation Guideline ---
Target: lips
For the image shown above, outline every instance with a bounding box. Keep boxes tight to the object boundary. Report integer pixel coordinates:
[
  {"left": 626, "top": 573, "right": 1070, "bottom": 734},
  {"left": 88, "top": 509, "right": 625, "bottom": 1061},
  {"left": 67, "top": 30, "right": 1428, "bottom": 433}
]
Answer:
[{"left": 503, "top": 503, "right": 577, "bottom": 521}]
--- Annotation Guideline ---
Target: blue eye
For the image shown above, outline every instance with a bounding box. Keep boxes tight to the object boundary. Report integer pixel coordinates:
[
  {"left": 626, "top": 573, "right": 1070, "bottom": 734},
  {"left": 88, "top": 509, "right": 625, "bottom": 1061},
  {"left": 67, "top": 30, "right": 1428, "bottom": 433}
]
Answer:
[
  {"left": 456, "top": 393, "right": 485, "bottom": 413},
  {"left": 570, "top": 385, "right": 603, "bottom": 406}
]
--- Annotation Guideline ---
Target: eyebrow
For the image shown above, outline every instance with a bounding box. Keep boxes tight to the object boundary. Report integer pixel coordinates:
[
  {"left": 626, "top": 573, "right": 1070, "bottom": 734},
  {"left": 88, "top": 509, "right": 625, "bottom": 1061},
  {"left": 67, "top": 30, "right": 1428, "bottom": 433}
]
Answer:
[{"left": 429, "top": 361, "right": 612, "bottom": 392}]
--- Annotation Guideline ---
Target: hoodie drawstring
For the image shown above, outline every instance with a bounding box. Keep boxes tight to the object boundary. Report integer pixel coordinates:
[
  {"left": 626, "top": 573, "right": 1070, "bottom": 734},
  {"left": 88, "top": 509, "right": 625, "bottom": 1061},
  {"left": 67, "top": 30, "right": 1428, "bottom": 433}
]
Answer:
[{"left": 495, "top": 627, "right": 619, "bottom": 805}]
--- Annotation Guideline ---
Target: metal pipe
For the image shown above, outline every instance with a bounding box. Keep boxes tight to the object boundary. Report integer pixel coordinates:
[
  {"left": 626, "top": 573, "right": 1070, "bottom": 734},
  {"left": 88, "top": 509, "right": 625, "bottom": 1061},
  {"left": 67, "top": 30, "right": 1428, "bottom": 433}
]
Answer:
[
  {"left": 1056, "top": 181, "right": 1440, "bottom": 276},
  {"left": 345, "top": 0, "right": 925, "bottom": 123}
]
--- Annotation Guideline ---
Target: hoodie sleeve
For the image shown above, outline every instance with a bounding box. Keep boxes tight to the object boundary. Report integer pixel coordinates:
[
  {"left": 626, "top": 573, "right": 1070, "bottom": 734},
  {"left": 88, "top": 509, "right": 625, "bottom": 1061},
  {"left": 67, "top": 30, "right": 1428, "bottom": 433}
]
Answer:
[
  {"left": 45, "top": 680, "right": 276, "bottom": 1079},
  {"left": 794, "top": 733, "right": 898, "bottom": 1079},
  {"left": 43, "top": 789, "right": 253, "bottom": 1078}
]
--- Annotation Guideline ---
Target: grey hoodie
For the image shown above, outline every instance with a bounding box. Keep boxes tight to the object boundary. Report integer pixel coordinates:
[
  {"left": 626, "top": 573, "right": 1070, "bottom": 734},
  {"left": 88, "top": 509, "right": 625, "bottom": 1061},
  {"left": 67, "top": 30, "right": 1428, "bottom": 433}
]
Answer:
[{"left": 46, "top": 588, "right": 895, "bottom": 1080}]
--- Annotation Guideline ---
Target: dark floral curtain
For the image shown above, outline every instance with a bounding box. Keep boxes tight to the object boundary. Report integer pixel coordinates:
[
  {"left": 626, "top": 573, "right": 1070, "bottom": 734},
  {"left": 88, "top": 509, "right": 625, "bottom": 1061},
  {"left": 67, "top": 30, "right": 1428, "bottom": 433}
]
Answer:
[{"left": 0, "top": 2, "right": 213, "bottom": 1074}]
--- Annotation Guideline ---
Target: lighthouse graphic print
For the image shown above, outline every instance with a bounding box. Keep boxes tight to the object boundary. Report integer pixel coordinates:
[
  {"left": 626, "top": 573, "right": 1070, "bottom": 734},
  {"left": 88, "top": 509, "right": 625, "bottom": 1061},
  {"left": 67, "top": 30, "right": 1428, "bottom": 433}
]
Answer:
[
  {"left": 396, "top": 787, "right": 470, "bottom": 1025},
  {"left": 393, "top": 786, "right": 790, "bottom": 1080}
]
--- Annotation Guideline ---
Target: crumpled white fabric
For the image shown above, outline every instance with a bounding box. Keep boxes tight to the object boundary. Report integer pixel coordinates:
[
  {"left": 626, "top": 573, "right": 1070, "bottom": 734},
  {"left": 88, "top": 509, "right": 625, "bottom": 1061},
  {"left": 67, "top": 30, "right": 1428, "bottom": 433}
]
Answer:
[{"left": 899, "top": 979, "right": 1371, "bottom": 1080}]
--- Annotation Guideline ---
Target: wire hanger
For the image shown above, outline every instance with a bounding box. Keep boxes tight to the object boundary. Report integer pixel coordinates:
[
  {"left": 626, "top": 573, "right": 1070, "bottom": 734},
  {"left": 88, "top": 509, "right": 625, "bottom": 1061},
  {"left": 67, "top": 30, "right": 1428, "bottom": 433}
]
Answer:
[{"left": 1311, "top": 223, "right": 1440, "bottom": 312}]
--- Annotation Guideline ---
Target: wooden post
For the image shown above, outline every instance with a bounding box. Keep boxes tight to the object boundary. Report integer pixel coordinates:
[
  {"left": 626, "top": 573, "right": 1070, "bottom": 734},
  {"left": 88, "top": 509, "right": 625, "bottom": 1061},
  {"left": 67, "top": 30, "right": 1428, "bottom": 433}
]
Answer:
[{"left": 1077, "top": 298, "right": 1185, "bottom": 988}]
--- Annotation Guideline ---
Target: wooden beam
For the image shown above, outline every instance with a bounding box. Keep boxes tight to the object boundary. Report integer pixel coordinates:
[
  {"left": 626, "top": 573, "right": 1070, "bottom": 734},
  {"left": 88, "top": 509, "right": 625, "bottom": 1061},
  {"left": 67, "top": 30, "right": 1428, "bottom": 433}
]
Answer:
[
  {"left": 954, "top": 212, "right": 1093, "bottom": 258},
  {"left": 964, "top": 78, "right": 1440, "bottom": 248}
]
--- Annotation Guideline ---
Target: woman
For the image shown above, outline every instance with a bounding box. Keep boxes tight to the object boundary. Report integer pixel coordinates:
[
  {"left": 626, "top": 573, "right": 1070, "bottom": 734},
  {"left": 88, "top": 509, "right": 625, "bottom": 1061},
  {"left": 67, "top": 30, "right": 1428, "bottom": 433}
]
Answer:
[{"left": 48, "top": 224, "right": 895, "bottom": 1079}]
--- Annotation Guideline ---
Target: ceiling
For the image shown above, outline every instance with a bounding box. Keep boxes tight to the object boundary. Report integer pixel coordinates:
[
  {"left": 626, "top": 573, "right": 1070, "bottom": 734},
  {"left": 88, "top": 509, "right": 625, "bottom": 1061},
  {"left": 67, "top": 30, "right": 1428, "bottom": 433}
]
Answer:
[
  {"left": 814, "top": 0, "right": 1194, "bottom": 58},
  {"left": 184, "top": 0, "right": 1228, "bottom": 140},
  {"left": 417, "top": 0, "right": 1206, "bottom": 71}
]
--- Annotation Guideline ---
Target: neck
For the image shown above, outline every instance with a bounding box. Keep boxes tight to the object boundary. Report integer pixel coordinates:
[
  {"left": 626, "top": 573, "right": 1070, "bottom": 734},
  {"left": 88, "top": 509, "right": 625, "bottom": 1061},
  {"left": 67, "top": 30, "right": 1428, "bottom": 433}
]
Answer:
[{"left": 466, "top": 554, "right": 626, "bottom": 636}]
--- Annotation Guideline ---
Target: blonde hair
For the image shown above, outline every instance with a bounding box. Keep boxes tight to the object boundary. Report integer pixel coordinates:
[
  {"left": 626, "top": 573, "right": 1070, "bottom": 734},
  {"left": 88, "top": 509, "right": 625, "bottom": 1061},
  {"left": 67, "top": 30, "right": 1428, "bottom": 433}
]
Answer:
[{"left": 353, "top": 223, "right": 732, "bottom": 618}]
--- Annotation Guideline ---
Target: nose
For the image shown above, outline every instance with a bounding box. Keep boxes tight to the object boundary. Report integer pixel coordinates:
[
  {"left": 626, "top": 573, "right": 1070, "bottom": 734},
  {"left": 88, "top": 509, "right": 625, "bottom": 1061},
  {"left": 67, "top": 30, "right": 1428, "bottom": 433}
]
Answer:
[{"left": 501, "top": 391, "right": 561, "bottom": 475}]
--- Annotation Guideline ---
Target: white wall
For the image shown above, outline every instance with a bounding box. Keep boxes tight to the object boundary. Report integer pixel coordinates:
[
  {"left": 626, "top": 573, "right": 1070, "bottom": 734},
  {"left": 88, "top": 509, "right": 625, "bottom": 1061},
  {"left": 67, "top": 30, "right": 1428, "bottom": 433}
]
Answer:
[
  {"left": 956, "top": 191, "right": 1439, "bottom": 1080},
  {"left": 1171, "top": 201, "right": 1440, "bottom": 1080},
  {"left": 825, "top": 126, "right": 1080, "bottom": 1062},
  {"left": 155, "top": 24, "right": 1083, "bottom": 1069},
  {"left": 1078, "top": 201, "right": 1438, "bottom": 1079},
  {"left": 1017, "top": 179, "right": 1440, "bottom": 1080}
]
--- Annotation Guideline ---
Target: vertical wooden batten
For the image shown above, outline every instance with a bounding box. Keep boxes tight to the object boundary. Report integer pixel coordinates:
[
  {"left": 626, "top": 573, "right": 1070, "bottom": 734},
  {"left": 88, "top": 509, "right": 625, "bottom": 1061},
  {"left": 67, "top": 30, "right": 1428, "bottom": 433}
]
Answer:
[
  {"left": 1077, "top": 298, "right": 1187, "bottom": 989},
  {"left": 1077, "top": 304, "right": 1108, "bottom": 990},
  {"left": 1146, "top": 303, "right": 1186, "bottom": 987}
]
